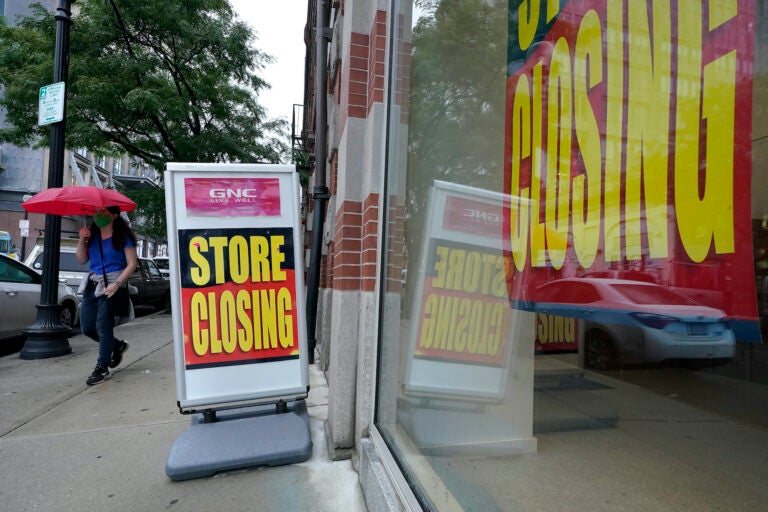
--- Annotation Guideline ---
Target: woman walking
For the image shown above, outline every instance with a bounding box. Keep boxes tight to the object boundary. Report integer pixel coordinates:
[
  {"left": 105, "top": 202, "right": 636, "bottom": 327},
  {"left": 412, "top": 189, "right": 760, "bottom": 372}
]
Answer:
[{"left": 76, "top": 205, "right": 138, "bottom": 385}]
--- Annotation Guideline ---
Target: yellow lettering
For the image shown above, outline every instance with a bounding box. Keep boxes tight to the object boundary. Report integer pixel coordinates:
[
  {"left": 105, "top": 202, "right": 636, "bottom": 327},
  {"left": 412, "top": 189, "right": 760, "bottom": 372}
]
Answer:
[
  {"left": 208, "top": 237, "right": 228, "bottom": 284},
  {"left": 189, "top": 237, "right": 210, "bottom": 286},
  {"left": 674, "top": 0, "right": 725, "bottom": 263},
  {"left": 462, "top": 251, "right": 481, "bottom": 293},
  {"left": 677, "top": 50, "right": 737, "bottom": 261},
  {"left": 486, "top": 303, "right": 506, "bottom": 356},
  {"left": 518, "top": 0, "right": 540, "bottom": 51},
  {"left": 251, "top": 290, "right": 263, "bottom": 350},
  {"left": 625, "top": 0, "right": 671, "bottom": 260},
  {"left": 454, "top": 299, "right": 470, "bottom": 352},
  {"left": 260, "top": 289, "right": 278, "bottom": 349},
  {"left": 604, "top": 1, "right": 624, "bottom": 261},
  {"left": 709, "top": 0, "right": 737, "bottom": 29},
  {"left": 545, "top": 37, "right": 572, "bottom": 269},
  {"left": 236, "top": 289, "right": 253, "bottom": 352},
  {"left": 191, "top": 292, "right": 208, "bottom": 355},
  {"left": 531, "top": 63, "right": 546, "bottom": 266},
  {"left": 271, "top": 236, "right": 287, "bottom": 281},
  {"left": 510, "top": 75, "right": 531, "bottom": 271},
  {"left": 250, "top": 236, "right": 271, "bottom": 282},
  {"left": 228, "top": 236, "right": 250, "bottom": 284},
  {"left": 572, "top": 9, "right": 602, "bottom": 268},
  {"left": 219, "top": 291, "right": 237, "bottom": 354},
  {"left": 446, "top": 249, "right": 466, "bottom": 290},
  {"left": 207, "top": 292, "right": 222, "bottom": 354},
  {"left": 432, "top": 246, "right": 450, "bottom": 289},
  {"left": 278, "top": 288, "right": 294, "bottom": 348},
  {"left": 435, "top": 295, "right": 453, "bottom": 349},
  {"left": 420, "top": 294, "right": 437, "bottom": 348}
]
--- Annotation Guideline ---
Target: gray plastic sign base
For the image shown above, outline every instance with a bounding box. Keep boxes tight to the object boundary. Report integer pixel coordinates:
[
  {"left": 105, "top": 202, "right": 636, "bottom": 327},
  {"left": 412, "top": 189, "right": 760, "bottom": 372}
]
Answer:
[{"left": 166, "top": 400, "right": 312, "bottom": 481}]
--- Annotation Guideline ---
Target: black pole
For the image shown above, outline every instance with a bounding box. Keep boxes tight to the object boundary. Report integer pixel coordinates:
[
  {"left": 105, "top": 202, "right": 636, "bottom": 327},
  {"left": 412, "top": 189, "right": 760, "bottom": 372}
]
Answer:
[
  {"left": 20, "top": 0, "right": 74, "bottom": 359},
  {"left": 305, "top": 0, "right": 331, "bottom": 365}
]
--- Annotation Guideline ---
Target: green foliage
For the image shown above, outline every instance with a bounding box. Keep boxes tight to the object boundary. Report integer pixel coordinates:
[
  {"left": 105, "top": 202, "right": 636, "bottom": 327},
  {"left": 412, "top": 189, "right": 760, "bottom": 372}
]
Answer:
[
  {"left": 403, "top": 0, "right": 509, "bottom": 280},
  {"left": 292, "top": 146, "right": 311, "bottom": 187},
  {"left": 123, "top": 187, "right": 167, "bottom": 241},
  {"left": 0, "top": 0, "right": 289, "bottom": 171},
  {"left": 407, "top": 0, "right": 508, "bottom": 194}
]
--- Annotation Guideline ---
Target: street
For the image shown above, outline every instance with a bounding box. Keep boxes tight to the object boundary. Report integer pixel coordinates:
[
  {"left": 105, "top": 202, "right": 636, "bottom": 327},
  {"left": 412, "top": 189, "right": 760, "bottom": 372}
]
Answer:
[{"left": 0, "top": 304, "right": 168, "bottom": 358}]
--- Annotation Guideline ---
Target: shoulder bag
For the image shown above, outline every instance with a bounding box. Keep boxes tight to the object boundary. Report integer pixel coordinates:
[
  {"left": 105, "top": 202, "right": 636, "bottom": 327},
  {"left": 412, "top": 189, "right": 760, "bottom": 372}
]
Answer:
[{"left": 97, "top": 239, "right": 132, "bottom": 317}]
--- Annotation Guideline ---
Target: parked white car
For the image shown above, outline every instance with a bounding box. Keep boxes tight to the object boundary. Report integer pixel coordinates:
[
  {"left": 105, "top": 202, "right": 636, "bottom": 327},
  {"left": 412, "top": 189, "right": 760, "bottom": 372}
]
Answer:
[
  {"left": 24, "top": 239, "right": 89, "bottom": 292},
  {"left": 152, "top": 256, "right": 170, "bottom": 277},
  {"left": 0, "top": 254, "right": 80, "bottom": 343}
]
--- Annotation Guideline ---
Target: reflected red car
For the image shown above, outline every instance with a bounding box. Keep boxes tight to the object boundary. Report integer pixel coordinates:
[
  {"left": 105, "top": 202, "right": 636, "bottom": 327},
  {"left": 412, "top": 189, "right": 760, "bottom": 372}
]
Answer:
[{"left": 533, "top": 278, "right": 735, "bottom": 370}]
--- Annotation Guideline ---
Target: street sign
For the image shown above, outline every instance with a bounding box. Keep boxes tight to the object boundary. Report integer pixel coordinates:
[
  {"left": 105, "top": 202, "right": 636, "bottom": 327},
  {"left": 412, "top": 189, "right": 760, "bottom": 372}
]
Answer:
[
  {"left": 38, "top": 82, "right": 65, "bottom": 126},
  {"left": 19, "top": 219, "right": 29, "bottom": 238}
]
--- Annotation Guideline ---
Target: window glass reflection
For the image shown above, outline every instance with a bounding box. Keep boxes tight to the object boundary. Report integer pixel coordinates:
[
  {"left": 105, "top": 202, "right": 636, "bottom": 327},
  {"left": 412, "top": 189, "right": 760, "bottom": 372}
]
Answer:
[{"left": 376, "top": 0, "right": 768, "bottom": 511}]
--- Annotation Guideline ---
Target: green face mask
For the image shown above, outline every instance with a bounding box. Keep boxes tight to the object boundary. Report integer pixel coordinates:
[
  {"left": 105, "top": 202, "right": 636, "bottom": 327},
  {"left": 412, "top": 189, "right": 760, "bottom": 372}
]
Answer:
[{"left": 93, "top": 214, "right": 112, "bottom": 228}]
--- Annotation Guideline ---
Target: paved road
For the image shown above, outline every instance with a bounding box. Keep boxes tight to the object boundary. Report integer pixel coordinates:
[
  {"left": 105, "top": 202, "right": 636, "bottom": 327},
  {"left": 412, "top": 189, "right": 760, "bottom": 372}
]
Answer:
[{"left": 0, "top": 305, "right": 166, "bottom": 358}]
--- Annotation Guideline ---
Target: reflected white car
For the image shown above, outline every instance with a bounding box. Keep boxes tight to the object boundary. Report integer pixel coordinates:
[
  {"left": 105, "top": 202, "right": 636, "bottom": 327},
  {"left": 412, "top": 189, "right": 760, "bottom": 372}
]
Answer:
[
  {"left": 534, "top": 278, "right": 735, "bottom": 369},
  {"left": 0, "top": 254, "right": 80, "bottom": 343}
]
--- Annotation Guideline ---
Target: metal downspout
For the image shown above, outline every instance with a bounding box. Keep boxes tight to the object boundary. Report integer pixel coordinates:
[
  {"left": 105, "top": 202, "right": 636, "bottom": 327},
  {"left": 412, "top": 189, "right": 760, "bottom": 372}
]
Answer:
[{"left": 306, "top": 0, "right": 331, "bottom": 364}]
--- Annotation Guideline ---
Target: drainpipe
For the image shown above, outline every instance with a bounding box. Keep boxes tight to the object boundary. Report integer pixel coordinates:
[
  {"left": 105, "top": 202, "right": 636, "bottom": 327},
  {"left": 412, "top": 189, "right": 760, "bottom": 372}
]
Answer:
[{"left": 306, "top": 0, "right": 331, "bottom": 364}]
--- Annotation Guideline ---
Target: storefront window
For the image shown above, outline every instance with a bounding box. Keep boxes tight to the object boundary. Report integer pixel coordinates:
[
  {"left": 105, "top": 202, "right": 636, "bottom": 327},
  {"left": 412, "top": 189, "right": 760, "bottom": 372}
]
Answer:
[{"left": 376, "top": 1, "right": 768, "bottom": 510}]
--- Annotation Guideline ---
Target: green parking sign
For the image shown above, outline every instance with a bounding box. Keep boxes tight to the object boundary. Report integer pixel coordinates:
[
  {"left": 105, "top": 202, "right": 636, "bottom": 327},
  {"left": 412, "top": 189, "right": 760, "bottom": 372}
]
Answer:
[{"left": 38, "top": 82, "right": 65, "bottom": 126}]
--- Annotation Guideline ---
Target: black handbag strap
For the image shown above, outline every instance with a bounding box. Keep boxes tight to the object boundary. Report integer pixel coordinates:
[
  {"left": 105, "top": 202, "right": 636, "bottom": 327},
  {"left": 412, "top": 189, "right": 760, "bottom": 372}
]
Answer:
[{"left": 96, "top": 238, "right": 110, "bottom": 286}]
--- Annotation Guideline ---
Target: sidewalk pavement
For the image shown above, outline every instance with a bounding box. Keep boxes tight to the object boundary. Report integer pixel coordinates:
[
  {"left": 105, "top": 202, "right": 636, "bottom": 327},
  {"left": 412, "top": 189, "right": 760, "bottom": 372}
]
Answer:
[{"left": 0, "top": 311, "right": 367, "bottom": 512}]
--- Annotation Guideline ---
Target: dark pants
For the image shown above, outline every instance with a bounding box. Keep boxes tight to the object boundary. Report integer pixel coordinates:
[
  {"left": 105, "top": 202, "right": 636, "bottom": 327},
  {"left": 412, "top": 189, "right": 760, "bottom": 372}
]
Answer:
[{"left": 80, "top": 281, "right": 117, "bottom": 368}]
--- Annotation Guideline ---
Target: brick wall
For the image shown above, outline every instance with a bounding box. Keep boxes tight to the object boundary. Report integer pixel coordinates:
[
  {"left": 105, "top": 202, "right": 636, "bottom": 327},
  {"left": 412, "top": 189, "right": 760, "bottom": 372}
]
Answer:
[{"left": 327, "top": 10, "right": 388, "bottom": 293}]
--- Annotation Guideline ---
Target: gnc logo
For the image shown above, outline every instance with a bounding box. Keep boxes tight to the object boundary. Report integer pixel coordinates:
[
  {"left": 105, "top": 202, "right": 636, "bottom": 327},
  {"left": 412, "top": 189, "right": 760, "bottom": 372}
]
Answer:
[
  {"left": 463, "top": 208, "right": 501, "bottom": 224},
  {"left": 209, "top": 188, "right": 261, "bottom": 199}
]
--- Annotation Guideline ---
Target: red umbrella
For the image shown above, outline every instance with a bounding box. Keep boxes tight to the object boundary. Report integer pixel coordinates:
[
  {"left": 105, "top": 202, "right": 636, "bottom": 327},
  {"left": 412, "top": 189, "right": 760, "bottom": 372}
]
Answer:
[{"left": 21, "top": 186, "right": 136, "bottom": 216}]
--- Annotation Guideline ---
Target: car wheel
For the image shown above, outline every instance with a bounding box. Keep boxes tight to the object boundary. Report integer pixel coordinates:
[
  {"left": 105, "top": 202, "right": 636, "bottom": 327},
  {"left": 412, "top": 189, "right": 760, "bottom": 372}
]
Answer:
[
  {"left": 585, "top": 331, "right": 619, "bottom": 370},
  {"left": 59, "top": 301, "right": 76, "bottom": 328}
]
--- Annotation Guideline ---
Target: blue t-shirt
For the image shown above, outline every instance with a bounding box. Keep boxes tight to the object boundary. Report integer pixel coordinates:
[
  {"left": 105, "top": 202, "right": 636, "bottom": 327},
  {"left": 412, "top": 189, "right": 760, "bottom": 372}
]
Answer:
[{"left": 88, "top": 236, "right": 134, "bottom": 273}]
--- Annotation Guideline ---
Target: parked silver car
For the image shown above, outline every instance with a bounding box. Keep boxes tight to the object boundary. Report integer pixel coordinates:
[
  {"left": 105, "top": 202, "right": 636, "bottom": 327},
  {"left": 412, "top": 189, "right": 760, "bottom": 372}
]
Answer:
[
  {"left": 533, "top": 278, "right": 735, "bottom": 369},
  {"left": 0, "top": 254, "right": 80, "bottom": 343}
]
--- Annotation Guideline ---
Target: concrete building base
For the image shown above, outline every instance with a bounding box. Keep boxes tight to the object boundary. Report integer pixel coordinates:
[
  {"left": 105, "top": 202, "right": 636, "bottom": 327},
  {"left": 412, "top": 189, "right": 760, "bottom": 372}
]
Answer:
[{"left": 359, "top": 438, "right": 407, "bottom": 512}]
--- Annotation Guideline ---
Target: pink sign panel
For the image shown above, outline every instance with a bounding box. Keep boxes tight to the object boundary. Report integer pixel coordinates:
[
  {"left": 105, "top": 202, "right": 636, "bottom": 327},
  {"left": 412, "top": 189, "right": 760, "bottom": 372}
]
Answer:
[
  {"left": 443, "top": 196, "right": 504, "bottom": 238},
  {"left": 184, "top": 177, "right": 281, "bottom": 217}
]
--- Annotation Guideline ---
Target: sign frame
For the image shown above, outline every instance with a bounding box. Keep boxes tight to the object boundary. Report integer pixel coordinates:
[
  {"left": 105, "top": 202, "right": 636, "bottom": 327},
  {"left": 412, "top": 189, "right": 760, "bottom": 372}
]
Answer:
[
  {"left": 165, "top": 163, "right": 309, "bottom": 413},
  {"left": 403, "top": 181, "right": 524, "bottom": 402}
]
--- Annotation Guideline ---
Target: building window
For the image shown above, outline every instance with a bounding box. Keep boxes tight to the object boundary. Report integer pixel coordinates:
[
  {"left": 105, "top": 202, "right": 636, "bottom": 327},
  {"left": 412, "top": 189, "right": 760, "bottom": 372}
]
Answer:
[
  {"left": 375, "top": 1, "right": 768, "bottom": 510},
  {"left": 113, "top": 158, "right": 122, "bottom": 175}
]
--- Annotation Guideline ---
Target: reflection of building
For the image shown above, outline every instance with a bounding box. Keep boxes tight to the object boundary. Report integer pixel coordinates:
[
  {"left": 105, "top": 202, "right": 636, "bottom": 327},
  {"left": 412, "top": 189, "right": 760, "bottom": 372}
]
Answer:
[
  {"left": 0, "top": 144, "right": 161, "bottom": 260},
  {"left": 68, "top": 149, "right": 163, "bottom": 258},
  {"left": 301, "top": 1, "right": 768, "bottom": 511}
]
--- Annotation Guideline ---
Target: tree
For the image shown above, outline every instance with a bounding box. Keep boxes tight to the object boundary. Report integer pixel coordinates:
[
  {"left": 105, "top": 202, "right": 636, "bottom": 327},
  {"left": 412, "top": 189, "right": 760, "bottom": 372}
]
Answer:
[
  {"left": 0, "top": 0, "right": 288, "bottom": 168},
  {"left": 1, "top": 0, "right": 290, "bottom": 241},
  {"left": 403, "top": 0, "right": 509, "bottom": 272}
]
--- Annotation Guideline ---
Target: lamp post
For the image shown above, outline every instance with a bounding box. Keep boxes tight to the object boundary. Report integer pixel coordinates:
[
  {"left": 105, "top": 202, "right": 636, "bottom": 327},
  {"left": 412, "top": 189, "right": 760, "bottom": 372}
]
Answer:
[{"left": 20, "top": 0, "right": 74, "bottom": 359}]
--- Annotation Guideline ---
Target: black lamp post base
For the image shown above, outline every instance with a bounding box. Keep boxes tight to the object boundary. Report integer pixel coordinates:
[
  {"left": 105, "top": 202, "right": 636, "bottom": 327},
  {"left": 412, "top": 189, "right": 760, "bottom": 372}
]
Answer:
[{"left": 20, "top": 304, "right": 72, "bottom": 360}]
